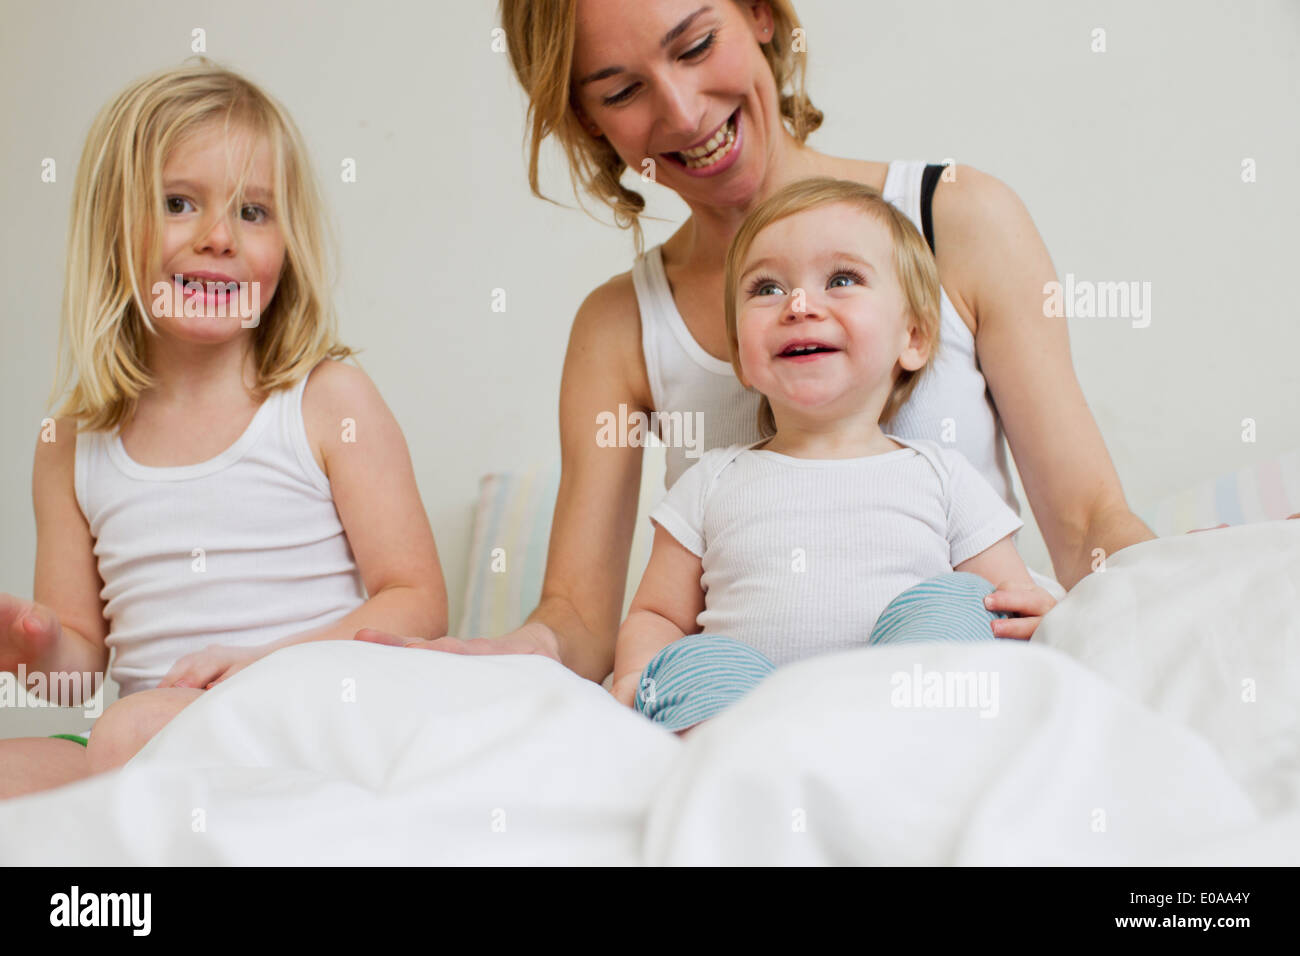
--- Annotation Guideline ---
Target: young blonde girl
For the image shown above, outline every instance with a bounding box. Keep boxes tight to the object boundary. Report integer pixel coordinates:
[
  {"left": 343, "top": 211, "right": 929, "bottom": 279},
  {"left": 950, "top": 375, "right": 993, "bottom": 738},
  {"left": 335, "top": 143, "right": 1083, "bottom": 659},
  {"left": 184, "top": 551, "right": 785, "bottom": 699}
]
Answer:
[
  {"left": 0, "top": 61, "right": 447, "bottom": 797},
  {"left": 611, "top": 177, "right": 1056, "bottom": 732}
]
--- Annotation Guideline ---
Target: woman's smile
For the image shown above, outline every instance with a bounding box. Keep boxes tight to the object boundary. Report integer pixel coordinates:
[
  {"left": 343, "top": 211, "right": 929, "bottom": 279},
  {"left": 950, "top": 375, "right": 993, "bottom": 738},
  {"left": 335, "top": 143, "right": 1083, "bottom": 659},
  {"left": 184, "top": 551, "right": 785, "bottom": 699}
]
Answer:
[{"left": 661, "top": 107, "right": 743, "bottom": 175}]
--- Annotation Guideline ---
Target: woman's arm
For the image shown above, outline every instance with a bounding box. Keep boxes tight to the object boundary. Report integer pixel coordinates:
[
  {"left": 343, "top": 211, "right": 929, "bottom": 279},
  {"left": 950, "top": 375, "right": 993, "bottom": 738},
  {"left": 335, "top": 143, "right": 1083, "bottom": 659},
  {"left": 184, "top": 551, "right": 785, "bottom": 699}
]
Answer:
[
  {"left": 933, "top": 167, "right": 1155, "bottom": 590},
  {"left": 527, "top": 276, "right": 654, "bottom": 682},
  {"left": 355, "top": 275, "right": 651, "bottom": 684},
  {"left": 159, "top": 362, "right": 448, "bottom": 688},
  {"left": 611, "top": 524, "right": 707, "bottom": 706}
]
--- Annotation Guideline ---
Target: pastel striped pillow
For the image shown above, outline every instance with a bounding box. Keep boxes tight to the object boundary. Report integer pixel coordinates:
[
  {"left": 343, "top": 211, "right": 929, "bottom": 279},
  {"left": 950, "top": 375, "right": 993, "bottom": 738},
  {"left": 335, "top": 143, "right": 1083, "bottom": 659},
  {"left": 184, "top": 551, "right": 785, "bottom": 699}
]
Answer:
[
  {"left": 1139, "top": 447, "right": 1300, "bottom": 537},
  {"left": 457, "top": 443, "right": 668, "bottom": 638}
]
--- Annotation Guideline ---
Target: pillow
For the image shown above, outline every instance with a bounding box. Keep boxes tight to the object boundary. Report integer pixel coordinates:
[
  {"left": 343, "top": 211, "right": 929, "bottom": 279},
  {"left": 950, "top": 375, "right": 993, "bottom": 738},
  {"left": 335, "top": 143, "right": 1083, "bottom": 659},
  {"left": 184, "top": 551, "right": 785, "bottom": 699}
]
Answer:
[
  {"left": 457, "top": 443, "right": 668, "bottom": 638},
  {"left": 1138, "top": 447, "right": 1300, "bottom": 537}
]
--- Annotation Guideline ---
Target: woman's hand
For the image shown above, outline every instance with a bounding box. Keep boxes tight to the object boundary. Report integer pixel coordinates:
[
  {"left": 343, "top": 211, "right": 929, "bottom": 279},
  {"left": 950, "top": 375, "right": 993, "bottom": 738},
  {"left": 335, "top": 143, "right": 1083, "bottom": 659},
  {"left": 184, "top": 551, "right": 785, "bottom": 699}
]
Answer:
[
  {"left": 354, "top": 620, "right": 562, "bottom": 664},
  {"left": 1190, "top": 514, "right": 1299, "bottom": 533},
  {"left": 159, "top": 644, "right": 262, "bottom": 690},
  {"left": 983, "top": 582, "right": 1057, "bottom": 641}
]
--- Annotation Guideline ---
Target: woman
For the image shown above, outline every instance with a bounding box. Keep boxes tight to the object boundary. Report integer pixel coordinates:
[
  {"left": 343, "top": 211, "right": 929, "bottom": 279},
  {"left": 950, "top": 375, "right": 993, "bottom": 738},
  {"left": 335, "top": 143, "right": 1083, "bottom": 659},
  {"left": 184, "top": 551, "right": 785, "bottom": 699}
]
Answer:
[{"left": 360, "top": 0, "right": 1155, "bottom": 682}]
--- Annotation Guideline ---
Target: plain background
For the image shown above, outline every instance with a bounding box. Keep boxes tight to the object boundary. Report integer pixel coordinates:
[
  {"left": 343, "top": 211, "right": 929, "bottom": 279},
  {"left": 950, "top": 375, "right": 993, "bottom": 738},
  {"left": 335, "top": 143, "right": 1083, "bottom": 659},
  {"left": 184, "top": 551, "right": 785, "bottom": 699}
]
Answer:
[{"left": 2, "top": 0, "right": 1298, "bottom": 736}]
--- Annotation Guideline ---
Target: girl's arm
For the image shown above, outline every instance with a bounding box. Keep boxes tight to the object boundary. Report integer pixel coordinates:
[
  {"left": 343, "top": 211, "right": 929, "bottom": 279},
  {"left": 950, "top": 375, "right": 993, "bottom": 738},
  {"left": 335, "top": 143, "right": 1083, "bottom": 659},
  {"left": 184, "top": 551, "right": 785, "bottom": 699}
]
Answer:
[
  {"left": 932, "top": 167, "right": 1156, "bottom": 593},
  {"left": 955, "top": 534, "right": 1055, "bottom": 640},
  {"left": 0, "top": 420, "right": 109, "bottom": 706},
  {"left": 159, "top": 362, "right": 447, "bottom": 688},
  {"left": 611, "top": 524, "right": 706, "bottom": 707}
]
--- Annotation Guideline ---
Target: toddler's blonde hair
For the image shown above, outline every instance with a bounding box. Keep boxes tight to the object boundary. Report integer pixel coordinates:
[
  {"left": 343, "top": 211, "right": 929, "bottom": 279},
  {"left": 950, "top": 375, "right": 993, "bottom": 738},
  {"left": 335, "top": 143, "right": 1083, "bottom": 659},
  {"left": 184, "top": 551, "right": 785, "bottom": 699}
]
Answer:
[{"left": 724, "top": 176, "right": 942, "bottom": 437}]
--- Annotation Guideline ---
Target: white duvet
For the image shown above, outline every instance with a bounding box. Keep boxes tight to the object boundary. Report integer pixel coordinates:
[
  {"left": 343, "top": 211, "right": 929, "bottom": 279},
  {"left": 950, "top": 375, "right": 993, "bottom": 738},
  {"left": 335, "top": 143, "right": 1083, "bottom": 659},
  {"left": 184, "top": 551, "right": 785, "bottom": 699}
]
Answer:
[{"left": 1, "top": 520, "right": 1296, "bottom": 865}]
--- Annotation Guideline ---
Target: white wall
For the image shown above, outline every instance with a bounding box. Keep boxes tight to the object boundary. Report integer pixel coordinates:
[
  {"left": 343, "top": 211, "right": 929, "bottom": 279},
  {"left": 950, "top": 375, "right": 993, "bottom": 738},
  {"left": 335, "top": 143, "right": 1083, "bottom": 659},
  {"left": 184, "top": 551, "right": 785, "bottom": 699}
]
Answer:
[{"left": 2, "top": 0, "right": 1298, "bottom": 736}]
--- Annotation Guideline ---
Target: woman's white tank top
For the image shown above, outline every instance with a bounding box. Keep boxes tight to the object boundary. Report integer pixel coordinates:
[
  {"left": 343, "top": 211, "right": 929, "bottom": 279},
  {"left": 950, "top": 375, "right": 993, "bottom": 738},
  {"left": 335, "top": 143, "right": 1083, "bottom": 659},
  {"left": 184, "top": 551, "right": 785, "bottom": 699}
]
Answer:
[
  {"left": 633, "top": 159, "right": 1019, "bottom": 519},
  {"left": 74, "top": 362, "right": 367, "bottom": 696}
]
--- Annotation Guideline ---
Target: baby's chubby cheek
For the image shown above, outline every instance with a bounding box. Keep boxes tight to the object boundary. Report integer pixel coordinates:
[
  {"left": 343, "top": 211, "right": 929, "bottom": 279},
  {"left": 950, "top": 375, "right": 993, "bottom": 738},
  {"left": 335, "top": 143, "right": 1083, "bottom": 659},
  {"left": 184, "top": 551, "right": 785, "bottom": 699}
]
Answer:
[{"left": 737, "top": 334, "right": 775, "bottom": 391}]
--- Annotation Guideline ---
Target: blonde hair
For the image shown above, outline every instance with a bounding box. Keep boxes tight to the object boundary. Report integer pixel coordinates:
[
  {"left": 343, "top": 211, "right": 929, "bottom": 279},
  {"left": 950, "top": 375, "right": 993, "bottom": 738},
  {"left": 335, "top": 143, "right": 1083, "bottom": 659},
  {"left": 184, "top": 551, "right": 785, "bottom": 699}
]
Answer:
[
  {"left": 723, "top": 177, "right": 942, "bottom": 437},
  {"left": 499, "top": 0, "right": 823, "bottom": 253},
  {"left": 52, "top": 58, "right": 353, "bottom": 432}
]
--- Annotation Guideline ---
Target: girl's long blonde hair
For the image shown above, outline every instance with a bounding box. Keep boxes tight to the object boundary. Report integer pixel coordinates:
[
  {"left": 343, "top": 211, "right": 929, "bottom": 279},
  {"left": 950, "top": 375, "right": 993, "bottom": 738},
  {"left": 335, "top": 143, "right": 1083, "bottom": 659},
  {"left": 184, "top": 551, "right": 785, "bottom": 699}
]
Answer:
[
  {"left": 499, "top": 0, "right": 823, "bottom": 253},
  {"left": 724, "top": 177, "right": 943, "bottom": 437},
  {"left": 53, "top": 58, "right": 353, "bottom": 432}
]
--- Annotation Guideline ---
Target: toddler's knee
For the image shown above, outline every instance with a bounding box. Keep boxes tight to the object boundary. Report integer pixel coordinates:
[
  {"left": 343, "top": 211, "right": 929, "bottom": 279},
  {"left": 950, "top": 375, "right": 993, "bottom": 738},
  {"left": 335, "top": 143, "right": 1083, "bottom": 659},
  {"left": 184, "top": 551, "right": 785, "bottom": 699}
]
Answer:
[
  {"left": 637, "top": 635, "right": 775, "bottom": 731},
  {"left": 869, "top": 572, "right": 1010, "bottom": 647}
]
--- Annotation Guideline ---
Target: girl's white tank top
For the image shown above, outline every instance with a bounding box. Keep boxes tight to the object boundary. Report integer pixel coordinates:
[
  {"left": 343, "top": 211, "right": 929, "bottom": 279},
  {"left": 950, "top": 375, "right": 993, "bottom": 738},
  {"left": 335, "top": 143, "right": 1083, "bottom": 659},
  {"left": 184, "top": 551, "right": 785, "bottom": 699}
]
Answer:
[{"left": 74, "top": 362, "right": 366, "bottom": 696}]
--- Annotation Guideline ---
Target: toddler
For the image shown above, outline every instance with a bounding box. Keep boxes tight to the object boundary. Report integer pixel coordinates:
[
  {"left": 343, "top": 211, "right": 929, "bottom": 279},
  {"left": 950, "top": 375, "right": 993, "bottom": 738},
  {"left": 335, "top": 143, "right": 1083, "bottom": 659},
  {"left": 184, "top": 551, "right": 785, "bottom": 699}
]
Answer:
[{"left": 610, "top": 177, "right": 1056, "bottom": 732}]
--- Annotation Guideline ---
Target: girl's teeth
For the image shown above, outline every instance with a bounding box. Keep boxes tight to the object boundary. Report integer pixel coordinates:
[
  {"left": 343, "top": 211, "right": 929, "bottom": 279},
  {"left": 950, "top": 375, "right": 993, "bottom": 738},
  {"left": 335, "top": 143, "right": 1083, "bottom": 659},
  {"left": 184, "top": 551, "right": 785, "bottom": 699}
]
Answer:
[{"left": 679, "top": 116, "right": 736, "bottom": 169}]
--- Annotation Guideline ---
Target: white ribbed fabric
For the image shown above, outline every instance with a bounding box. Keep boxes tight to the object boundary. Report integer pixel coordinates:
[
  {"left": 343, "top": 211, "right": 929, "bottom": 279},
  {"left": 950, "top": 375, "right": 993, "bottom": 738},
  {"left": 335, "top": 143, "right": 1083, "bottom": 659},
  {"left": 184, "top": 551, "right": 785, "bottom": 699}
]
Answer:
[
  {"left": 633, "top": 159, "right": 1018, "bottom": 515},
  {"left": 74, "top": 361, "right": 367, "bottom": 696},
  {"left": 633, "top": 242, "right": 764, "bottom": 488},
  {"left": 648, "top": 437, "right": 1024, "bottom": 667}
]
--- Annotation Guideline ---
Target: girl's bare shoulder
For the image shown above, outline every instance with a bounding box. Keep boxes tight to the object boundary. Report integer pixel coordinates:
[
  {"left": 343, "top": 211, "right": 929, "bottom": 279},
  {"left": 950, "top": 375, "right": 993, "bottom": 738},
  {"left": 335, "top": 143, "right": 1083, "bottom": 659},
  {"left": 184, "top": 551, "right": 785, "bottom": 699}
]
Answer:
[
  {"left": 300, "top": 359, "right": 390, "bottom": 473},
  {"left": 32, "top": 417, "right": 80, "bottom": 481}
]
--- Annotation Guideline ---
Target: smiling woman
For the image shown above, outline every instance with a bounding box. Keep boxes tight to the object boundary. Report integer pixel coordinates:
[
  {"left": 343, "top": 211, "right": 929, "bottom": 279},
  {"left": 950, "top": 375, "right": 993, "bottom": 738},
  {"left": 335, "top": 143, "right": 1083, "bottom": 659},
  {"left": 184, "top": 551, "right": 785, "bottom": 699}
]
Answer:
[{"left": 510, "top": 0, "right": 820, "bottom": 249}]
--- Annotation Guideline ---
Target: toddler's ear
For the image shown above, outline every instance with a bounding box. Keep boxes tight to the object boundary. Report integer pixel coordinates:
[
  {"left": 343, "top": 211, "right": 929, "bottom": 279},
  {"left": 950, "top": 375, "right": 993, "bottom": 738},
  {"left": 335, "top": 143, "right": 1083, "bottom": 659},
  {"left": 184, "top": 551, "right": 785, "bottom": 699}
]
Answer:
[{"left": 898, "top": 319, "right": 930, "bottom": 372}]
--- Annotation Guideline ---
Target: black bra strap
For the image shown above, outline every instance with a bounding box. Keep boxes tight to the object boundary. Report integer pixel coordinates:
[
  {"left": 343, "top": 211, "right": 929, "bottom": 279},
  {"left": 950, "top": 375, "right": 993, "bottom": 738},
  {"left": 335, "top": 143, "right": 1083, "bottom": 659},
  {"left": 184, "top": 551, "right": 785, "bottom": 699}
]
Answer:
[{"left": 920, "top": 164, "right": 946, "bottom": 255}]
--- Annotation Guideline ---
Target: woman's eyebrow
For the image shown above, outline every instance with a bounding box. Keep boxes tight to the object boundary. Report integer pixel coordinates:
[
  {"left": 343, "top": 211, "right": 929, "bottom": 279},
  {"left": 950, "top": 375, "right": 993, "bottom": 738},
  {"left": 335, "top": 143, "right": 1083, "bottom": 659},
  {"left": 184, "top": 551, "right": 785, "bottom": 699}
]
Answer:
[
  {"left": 576, "top": 6, "right": 713, "bottom": 86},
  {"left": 577, "top": 65, "right": 622, "bottom": 87},
  {"left": 662, "top": 6, "right": 711, "bottom": 48}
]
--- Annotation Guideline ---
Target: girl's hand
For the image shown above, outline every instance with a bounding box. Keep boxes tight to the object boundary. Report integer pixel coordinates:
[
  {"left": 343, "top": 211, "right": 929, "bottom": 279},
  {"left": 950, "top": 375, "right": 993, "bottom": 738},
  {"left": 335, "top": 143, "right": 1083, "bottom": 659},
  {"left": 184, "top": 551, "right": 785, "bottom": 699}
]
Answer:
[
  {"left": 0, "top": 594, "right": 62, "bottom": 672},
  {"left": 354, "top": 621, "right": 562, "bottom": 663},
  {"left": 983, "top": 582, "right": 1057, "bottom": 641},
  {"left": 159, "top": 644, "right": 262, "bottom": 690}
]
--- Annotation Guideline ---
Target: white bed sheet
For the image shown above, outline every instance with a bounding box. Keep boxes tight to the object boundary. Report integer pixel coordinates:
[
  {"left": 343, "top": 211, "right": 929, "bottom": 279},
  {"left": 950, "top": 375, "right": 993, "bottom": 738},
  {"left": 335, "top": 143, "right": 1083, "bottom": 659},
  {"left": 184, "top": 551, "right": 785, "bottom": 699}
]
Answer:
[{"left": 1, "top": 520, "right": 1295, "bottom": 865}]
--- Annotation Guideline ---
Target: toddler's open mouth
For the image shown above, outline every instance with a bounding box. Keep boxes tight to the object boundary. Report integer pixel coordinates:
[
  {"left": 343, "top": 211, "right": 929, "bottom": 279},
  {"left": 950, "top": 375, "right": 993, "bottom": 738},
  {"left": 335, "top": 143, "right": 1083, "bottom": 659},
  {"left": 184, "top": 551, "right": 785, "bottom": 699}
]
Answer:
[{"left": 777, "top": 341, "right": 841, "bottom": 362}]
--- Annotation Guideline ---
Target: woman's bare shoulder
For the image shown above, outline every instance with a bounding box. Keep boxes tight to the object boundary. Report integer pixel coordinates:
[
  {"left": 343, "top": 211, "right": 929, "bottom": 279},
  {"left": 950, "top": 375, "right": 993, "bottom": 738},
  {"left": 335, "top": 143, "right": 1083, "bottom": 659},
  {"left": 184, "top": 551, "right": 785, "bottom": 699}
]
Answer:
[
  {"left": 816, "top": 155, "right": 892, "bottom": 193},
  {"left": 568, "top": 268, "right": 653, "bottom": 409},
  {"left": 575, "top": 267, "right": 639, "bottom": 323}
]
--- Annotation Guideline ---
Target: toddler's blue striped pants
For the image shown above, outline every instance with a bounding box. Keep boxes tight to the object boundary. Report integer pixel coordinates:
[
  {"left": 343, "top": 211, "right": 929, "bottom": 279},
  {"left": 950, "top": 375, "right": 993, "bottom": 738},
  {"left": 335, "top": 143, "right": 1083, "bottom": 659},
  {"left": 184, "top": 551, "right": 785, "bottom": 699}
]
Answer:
[{"left": 634, "top": 571, "right": 1012, "bottom": 732}]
